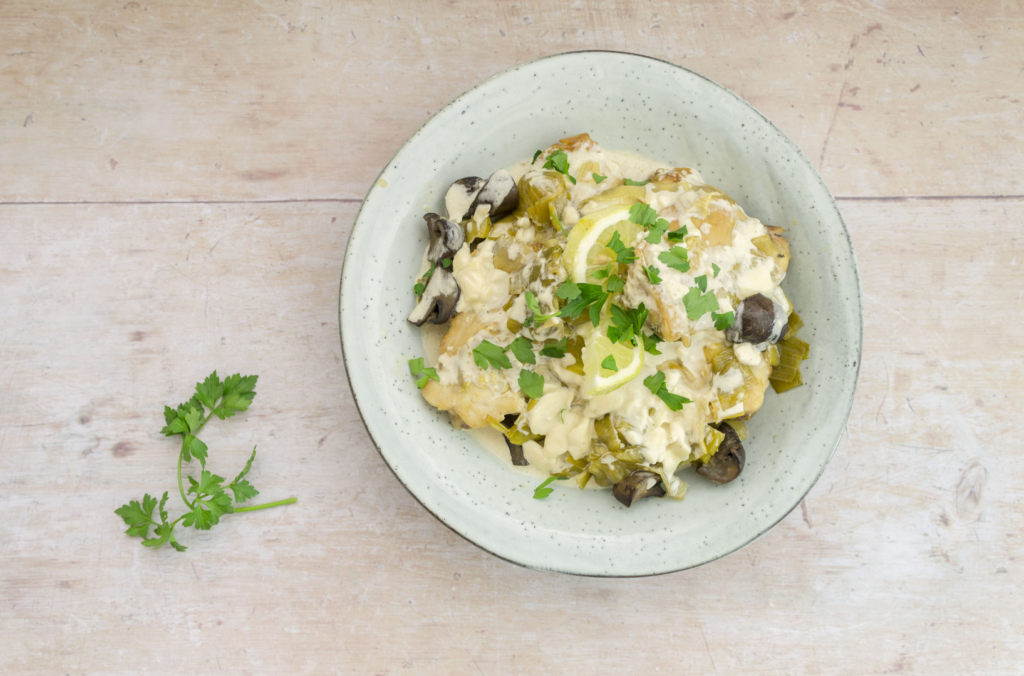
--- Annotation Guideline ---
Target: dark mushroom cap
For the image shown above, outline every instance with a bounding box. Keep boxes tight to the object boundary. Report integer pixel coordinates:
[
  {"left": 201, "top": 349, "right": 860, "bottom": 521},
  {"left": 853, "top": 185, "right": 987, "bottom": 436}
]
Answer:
[
  {"left": 407, "top": 266, "right": 460, "bottom": 326},
  {"left": 425, "top": 213, "right": 465, "bottom": 264},
  {"left": 504, "top": 436, "right": 528, "bottom": 466},
  {"left": 613, "top": 470, "right": 666, "bottom": 507},
  {"left": 697, "top": 423, "right": 745, "bottom": 484},
  {"left": 467, "top": 169, "right": 519, "bottom": 222},
  {"left": 725, "top": 293, "right": 788, "bottom": 344},
  {"left": 445, "top": 177, "right": 485, "bottom": 222}
]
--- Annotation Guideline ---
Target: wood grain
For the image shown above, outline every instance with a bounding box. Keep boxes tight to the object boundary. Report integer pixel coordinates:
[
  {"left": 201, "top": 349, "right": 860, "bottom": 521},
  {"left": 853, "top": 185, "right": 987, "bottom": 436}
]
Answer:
[
  {"left": 2, "top": 0, "right": 1023, "bottom": 673},
  {"left": 1, "top": 1, "right": 1022, "bottom": 203},
  {"left": 1, "top": 198, "right": 1021, "bottom": 674}
]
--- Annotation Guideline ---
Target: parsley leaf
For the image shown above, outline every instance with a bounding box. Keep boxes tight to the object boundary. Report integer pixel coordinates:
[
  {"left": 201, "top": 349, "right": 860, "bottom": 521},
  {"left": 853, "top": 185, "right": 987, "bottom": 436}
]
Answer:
[
  {"left": 624, "top": 178, "right": 650, "bottom": 187},
  {"left": 712, "top": 263, "right": 721, "bottom": 278},
  {"left": 557, "top": 283, "right": 608, "bottom": 326},
  {"left": 592, "top": 172, "right": 607, "bottom": 184},
  {"left": 414, "top": 261, "right": 436, "bottom": 297},
  {"left": 644, "top": 265, "right": 662, "bottom": 285},
  {"left": 533, "top": 475, "right": 567, "bottom": 499},
  {"left": 643, "top": 371, "right": 691, "bottom": 411},
  {"left": 607, "top": 231, "right": 637, "bottom": 264},
  {"left": 607, "top": 303, "right": 648, "bottom": 347},
  {"left": 606, "top": 274, "right": 624, "bottom": 293},
  {"left": 555, "top": 280, "right": 581, "bottom": 301},
  {"left": 413, "top": 282, "right": 425, "bottom": 297},
  {"left": 116, "top": 370, "right": 296, "bottom": 552},
  {"left": 543, "top": 149, "right": 576, "bottom": 185},
  {"left": 532, "top": 149, "right": 542, "bottom": 164},
  {"left": 695, "top": 274, "right": 708, "bottom": 293},
  {"left": 601, "top": 355, "right": 619, "bottom": 372},
  {"left": 658, "top": 246, "right": 691, "bottom": 273},
  {"left": 629, "top": 203, "right": 658, "bottom": 227},
  {"left": 509, "top": 337, "right": 536, "bottom": 365},
  {"left": 518, "top": 370, "right": 544, "bottom": 399},
  {"left": 441, "top": 257, "right": 453, "bottom": 269},
  {"left": 408, "top": 357, "right": 439, "bottom": 389},
  {"left": 592, "top": 264, "right": 612, "bottom": 280},
  {"left": 711, "top": 311, "right": 736, "bottom": 331},
  {"left": 645, "top": 218, "right": 670, "bottom": 244},
  {"left": 642, "top": 331, "right": 663, "bottom": 356},
  {"left": 681, "top": 286, "right": 720, "bottom": 321},
  {"left": 472, "top": 340, "right": 513, "bottom": 370},
  {"left": 666, "top": 226, "right": 688, "bottom": 243},
  {"left": 540, "top": 337, "right": 568, "bottom": 358}
]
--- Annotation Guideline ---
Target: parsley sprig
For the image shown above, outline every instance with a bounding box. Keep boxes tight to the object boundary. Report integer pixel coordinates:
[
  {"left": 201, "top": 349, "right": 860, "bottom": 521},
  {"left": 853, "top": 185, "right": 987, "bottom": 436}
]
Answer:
[
  {"left": 533, "top": 475, "right": 567, "bottom": 499},
  {"left": 543, "top": 149, "right": 577, "bottom": 185},
  {"left": 682, "top": 286, "right": 720, "bottom": 321},
  {"left": 408, "top": 358, "right": 440, "bottom": 388},
  {"left": 115, "top": 371, "right": 296, "bottom": 552}
]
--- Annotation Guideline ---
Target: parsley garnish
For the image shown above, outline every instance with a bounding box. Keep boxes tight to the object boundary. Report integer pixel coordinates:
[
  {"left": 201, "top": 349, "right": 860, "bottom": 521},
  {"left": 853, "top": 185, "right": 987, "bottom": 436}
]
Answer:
[
  {"left": 540, "top": 337, "right": 568, "bottom": 358},
  {"left": 518, "top": 369, "right": 544, "bottom": 399},
  {"left": 601, "top": 355, "right": 618, "bottom": 372},
  {"left": 695, "top": 274, "right": 708, "bottom": 293},
  {"left": 592, "top": 263, "right": 612, "bottom": 280},
  {"left": 607, "top": 303, "right": 648, "bottom": 347},
  {"left": 543, "top": 149, "right": 576, "bottom": 185},
  {"left": 115, "top": 371, "right": 296, "bottom": 552},
  {"left": 532, "top": 149, "right": 542, "bottom": 164},
  {"left": 509, "top": 336, "right": 536, "bottom": 365},
  {"left": 557, "top": 282, "right": 608, "bottom": 326},
  {"left": 472, "top": 340, "right": 513, "bottom": 370},
  {"left": 711, "top": 311, "right": 735, "bottom": 331},
  {"left": 533, "top": 475, "right": 567, "bottom": 499},
  {"left": 681, "top": 286, "right": 720, "bottom": 321},
  {"left": 643, "top": 371, "right": 691, "bottom": 411},
  {"left": 624, "top": 178, "right": 650, "bottom": 187},
  {"left": 666, "top": 226, "right": 688, "bottom": 243},
  {"left": 606, "top": 274, "right": 624, "bottom": 293},
  {"left": 629, "top": 203, "right": 658, "bottom": 227},
  {"left": 593, "top": 172, "right": 607, "bottom": 184},
  {"left": 555, "top": 279, "right": 581, "bottom": 301},
  {"left": 551, "top": 208, "right": 565, "bottom": 235},
  {"left": 525, "top": 290, "right": 559, "bottom": 326},
  {"left": 712, "top": 263, "right": 721, "bottom": 278},
  {"left": 644, "top": 265, "right": 662, "bottom": 285},
  {"left": 408, "top": 357, "right": 440, "bottom": 388},
  {"left": 414, "top": 260, "right": 437, "bottom": 297},
  {"left": 644, "top": 219, "right": 670, "bottom": 244},
  {"left": 658, "top": 246, "right": 691, "bottom": 273},
  {"left": 607, "top": 231, "right": 637, "bottom": 264},
  {"left": 642, "top": 331, "right": 663, "bottom": 355},
  {"left": 441, "top": 257, "right": 453, "bottom": 269}
]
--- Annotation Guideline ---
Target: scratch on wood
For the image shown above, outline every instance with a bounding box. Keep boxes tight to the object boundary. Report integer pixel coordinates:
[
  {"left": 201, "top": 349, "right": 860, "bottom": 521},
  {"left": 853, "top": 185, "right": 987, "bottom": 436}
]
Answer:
[{"left": 800, "top": 500, "right": 813, "bottom": 529}]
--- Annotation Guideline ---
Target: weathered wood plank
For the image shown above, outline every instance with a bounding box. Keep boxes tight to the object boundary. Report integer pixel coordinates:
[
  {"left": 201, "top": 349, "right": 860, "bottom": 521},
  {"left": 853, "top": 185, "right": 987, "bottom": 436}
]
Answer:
[
  {"left": 1, "top": 1, "right": 1021, "bottom": 203},
  {"left": 0, "top": 198, "right": 1021, "bottom": 674}
]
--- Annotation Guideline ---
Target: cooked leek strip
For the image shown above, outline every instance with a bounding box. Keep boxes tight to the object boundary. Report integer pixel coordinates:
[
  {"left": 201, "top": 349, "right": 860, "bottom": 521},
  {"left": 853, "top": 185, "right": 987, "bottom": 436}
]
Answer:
[
  {"left": 785, "top": 311, "right": 804, "bottom": 339},
  {"left": 769, "top": 335, "right": 810, "bottom": 392},
  {"left": 466, "top": 215, "right": 492, "bottom": 242},
  {"left": 594, "top": 415, "right": 621, "bottom": 453},
  {"left": 770, "top": 368, "right": 803, "bottom": 393},
  {"left": 724, "top": 418, "right": 748, "bottom": 440},
  {"left": 701, "top": 425, "right": 725, "bottom": 464}
]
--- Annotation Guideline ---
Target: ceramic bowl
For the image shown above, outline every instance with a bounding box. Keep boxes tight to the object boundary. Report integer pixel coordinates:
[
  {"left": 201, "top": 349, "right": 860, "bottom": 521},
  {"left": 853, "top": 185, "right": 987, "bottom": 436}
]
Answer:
[{"left": 339, "top": 51, "right": 862, "bottom": 576}]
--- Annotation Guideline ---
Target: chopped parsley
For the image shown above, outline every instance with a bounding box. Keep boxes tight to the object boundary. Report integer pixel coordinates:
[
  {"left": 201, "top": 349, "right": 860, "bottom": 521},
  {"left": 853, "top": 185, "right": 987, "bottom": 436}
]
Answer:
[
  {"left": 629, "top": 203, "right": 658, "bottom": 227},
  {"left": 624, "top": 178, "right": 650, "bottom": 187},
  {"left": 658, "top": 246, "right": 691, "bottom": 273},
  {"left": 641, "top": 331, "right": 663, "bottom": 356},
  {"left": 555, "top": 279, "right": 581, "bottom": 301},
  {"left": 557, "top": 282, "right": 608, "bottom": 326},
  {"left": 592, "top": 263, "right": 612, "bottom": 280},
  {"left": 472, "top": 340, "right": 513, "bottom": 370},
  {"left": 533, "top": 475, "right": 567, "bottom": 499},
  {"left": 508, "top": 336, "right": 536, "bottom": 365},
  {"left": 606, "top": 274, "right": 624, "bottom": 293},
  {"left": 666, "top": 226, "right": 688, "bottom": 243},
  {"left": 712, "top": 263, "right": 721, "bottom": 278},
  {"left": 543, "top": 149, "right": 576, "bottom": 185},
  {"left": 601, "top": 355, "right": 618, "bottom": 372},
  {"left": 592, "top": 172, "right": 607, "bottom": 184},
  {"left": 607, "top": 231, "right": 637, "bottom": 264},
  {"left": 607, "top": 303, "right": 648, "bottom": 347},
  {"left": 645, "top": 219, "right": 670, "bottom": 244},
  {"left": 539, "top": 337, "right": 568, "bottom": 358},
  {"left": 518, "top": 369, "right": 544, "bottom": 399},
  {"left": 643, "top": 371, "right": 691, "bottom": 411},
  {"left": 695, "top": 274, "right": 708, "bottom": 293},
  {"left": 414, "top": 260, "right": 437, "bottom": 297},
  {"left": 441, "top": 257, "right": 453, "bottom": 269},
  {"left": 711, "top": 311, "right": 736, "bottom": 331},
  {"left": 681, "top": 286, "right": 720, "bottom": 321},
  {"left": 408, "top": 357, "right": 440, "bottom": 389},
  {"left": 644, "top": 265, "right": 662, "bottom": 285},
  {"left": 532, "top": 149, "right": 542, "bottom": 164}
]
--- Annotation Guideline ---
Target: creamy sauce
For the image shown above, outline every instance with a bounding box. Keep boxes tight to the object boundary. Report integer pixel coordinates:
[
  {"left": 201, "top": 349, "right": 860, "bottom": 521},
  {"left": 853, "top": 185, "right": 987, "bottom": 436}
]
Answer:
[{"left": 418, "top": 140, "right": 788, "bottom": 495}]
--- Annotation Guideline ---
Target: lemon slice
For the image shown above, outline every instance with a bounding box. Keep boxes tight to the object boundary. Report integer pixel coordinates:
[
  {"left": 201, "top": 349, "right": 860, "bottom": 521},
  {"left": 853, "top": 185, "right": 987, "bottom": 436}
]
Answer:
[
  {"left": 564, "top": 205, "right": 644, "bottom": 284},
  {"left": 582, "top": 332, "right": 644, "bottom": 396}
]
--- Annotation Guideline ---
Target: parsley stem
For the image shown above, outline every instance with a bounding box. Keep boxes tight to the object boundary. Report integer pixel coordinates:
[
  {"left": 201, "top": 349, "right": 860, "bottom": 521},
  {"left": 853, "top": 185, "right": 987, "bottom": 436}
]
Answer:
[
  {"left": 233, "top": 497, "right": 298, "bottom": 512},
  {"left": 177, "top": 443, "right": 192, "bottom": 509}
]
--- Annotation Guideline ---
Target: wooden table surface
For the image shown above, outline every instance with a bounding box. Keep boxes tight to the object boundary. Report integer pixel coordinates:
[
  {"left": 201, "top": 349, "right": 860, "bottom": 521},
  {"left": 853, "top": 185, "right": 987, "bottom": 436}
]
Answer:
[{"left": 2, "top": 2, "right": 1022, "bottom": 674}]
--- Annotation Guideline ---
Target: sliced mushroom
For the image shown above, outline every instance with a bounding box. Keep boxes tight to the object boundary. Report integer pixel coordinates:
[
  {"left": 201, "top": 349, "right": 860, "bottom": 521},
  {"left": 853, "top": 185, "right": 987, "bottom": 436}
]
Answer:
[
  {"left": 445, "top": 177, "right": 485, "bottom": 222},
  {"left": 467, "top": 169, "right": 519, "bottom": 222},
  {"left": 408, "top": 265, "right": 459, "bottom": 326},
  {"left": 425, "top": 213, "right": 465, "bottom": 263},
  {"left": 697, "top": 423, "right": 745, "bottom": 484},
  {"left": 724, "top": 293, "right": 789, "bottom": 345},
  {"left": 613, "top": 470, "right": 666, "bottom": 507}
]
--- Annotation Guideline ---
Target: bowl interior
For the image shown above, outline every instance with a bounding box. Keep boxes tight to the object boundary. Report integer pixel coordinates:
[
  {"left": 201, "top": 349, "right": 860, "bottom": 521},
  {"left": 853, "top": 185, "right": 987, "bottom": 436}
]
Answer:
[{"left": 340, "top": 52, "right": 861, "bottom": 576}]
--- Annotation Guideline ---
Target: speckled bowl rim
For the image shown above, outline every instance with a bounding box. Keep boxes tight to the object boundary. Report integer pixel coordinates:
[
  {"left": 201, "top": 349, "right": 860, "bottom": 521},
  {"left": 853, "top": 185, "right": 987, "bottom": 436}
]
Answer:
[{"left": 339, "top": 50, "right": 863, "bottom": 577}]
